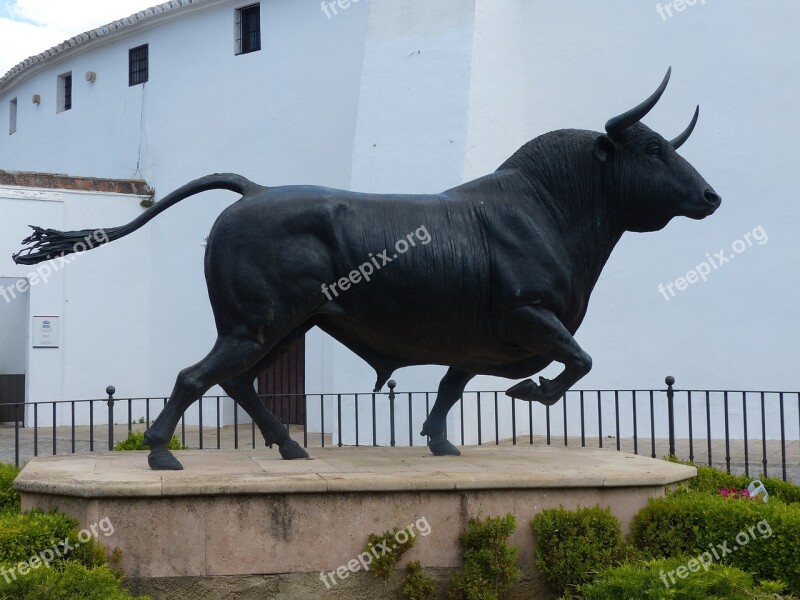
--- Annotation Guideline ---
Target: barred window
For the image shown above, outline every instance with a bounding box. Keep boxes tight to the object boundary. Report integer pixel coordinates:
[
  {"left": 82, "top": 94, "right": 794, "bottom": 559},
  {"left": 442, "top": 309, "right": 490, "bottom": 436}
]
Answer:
[
  {"left": 9, "top": 98, "right": 17, "bottom": 134},
  {"left": 235, "top": 4, "right": 261, "bottom": 55},
  {"left": 57, "top": 73, "right": 72, "bottom": 113},
  {"left": 129, "top": 44, "right": 149, "bottom": 86}
]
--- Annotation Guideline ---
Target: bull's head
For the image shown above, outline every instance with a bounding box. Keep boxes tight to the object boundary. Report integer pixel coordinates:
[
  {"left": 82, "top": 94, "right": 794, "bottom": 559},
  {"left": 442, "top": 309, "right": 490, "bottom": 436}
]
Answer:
[{"left": 594, "top": 67, "right": 721, "bottom": 232}]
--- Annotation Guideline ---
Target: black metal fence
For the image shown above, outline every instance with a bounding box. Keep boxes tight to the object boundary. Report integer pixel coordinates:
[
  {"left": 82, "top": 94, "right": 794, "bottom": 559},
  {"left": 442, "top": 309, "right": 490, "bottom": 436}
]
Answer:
[{"left": 1, "top": 376, "right": 798, "bottom": 482}]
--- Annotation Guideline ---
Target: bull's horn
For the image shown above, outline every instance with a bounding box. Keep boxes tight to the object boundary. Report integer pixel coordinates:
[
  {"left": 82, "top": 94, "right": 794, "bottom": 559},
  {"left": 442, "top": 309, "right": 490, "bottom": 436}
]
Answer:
[
  {"left": 670, "top": 105, "right": 699, "bottom": 149},
  {"left": 605, "top": 67, "right": 672, "bottom": 138}
]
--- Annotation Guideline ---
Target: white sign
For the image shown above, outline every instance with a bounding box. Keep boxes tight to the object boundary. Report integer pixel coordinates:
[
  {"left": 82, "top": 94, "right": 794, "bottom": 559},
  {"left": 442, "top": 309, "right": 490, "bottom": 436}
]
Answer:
[{"left": 32, "top": 316, "right": 60, "bottom": 348}]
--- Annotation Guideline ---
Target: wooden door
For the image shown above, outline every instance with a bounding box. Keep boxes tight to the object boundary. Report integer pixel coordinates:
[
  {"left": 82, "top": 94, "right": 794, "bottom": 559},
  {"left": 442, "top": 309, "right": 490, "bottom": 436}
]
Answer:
[
  {"left": 257, "top": 336, "right": 305, "bottom": 425},
  {"left": 0, "top": 375, "right": 24, "bottom": 423}
]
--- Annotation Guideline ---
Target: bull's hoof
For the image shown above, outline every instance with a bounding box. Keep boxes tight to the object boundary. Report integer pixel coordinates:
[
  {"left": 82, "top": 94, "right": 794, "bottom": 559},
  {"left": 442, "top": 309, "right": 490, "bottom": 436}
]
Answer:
[
  {"left": 505, "top": 378, "right": 561, "bottom": 406},
  {"left": 279, "top": 438, "right": 310, "bottom": 460},
  {"left": 428, "top": 437, "right": 461, "bottom": 456},
  {"left": 148, "top": 449, "right": 184, "bottom": 471}
]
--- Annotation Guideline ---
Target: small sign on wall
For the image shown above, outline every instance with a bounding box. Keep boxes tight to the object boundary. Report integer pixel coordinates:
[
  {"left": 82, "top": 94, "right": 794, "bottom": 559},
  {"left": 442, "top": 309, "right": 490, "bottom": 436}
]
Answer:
[{"left": 32, "top": 316, "right": 60, "bottom": 348}]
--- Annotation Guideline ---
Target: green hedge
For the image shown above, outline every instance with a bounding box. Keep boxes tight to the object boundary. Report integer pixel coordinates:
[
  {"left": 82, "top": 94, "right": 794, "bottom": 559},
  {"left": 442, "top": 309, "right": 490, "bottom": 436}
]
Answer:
[
  {"left": 0, "top": 562, "right": 150, "bottom": 600},
  {"left": 630, "top": 489, "right": 800, "bottom": 592},
  {"left": 531, "top": 506, "right": 627, "bottom": 598},
  {"left": 447, "top": 514, "right": 521, "bottom": 600},
  {"left": 0, "top": 464, "right": 20, "bottom": 515},
  {"left": 566, "top": 557, "right": 796, "bottom": 600},
  {"left": 113, "top": 432, "right": 182, "bottom": 451},
  {"left": 670, "top": 459, "right": 800, "bottom": 504},
  {"left": 0, "top": 510, "right": 78, "bottom": 567}
]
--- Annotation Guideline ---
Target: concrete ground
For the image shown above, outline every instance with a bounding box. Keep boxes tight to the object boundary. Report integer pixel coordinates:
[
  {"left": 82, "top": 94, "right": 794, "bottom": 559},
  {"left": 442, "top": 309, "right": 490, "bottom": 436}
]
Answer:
[{"left": 1, "top": 422, "right": 798, "bottom": 482}]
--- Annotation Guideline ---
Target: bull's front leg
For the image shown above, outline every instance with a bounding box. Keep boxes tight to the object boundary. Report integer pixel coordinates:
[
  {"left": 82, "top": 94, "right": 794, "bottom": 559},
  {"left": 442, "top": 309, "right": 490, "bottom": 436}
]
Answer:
[{"left": 500, "top": 305, "right": 591, "bottom": 405}]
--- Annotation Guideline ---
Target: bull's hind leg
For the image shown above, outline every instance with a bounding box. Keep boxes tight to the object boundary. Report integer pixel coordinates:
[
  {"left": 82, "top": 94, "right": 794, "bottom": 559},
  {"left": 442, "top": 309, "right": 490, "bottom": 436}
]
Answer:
[
  {"left": 220, "top": 373, "right": 309, "bottom": 460},
  {"left": 501, "top": 306, "right": 592, "bottom": 405},
  {"left": 420, "top": 368, "right": 474, "bottom": 456},
  {"left": 144, "top": 333, "right": 269, "bottom": 470}
]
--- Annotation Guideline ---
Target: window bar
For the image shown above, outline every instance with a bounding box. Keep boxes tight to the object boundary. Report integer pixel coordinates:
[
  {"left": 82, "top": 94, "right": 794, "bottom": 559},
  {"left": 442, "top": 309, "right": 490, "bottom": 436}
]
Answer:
[
  {"left": 216, "top": 396, "right": 221, "bottom": 450},
  {"left": 52, "top": 402, "right": 57, "bottom": 455},
  {"left": 563, "top": 395, "right": 568, "bottom": 446},
  {"left": 615, "top": 390, "right": 620, "bottom": 451}
]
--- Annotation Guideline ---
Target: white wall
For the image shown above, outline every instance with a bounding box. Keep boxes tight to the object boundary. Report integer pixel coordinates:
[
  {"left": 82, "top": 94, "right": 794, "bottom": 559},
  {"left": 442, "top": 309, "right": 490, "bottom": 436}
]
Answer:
[{"left": 0, "top": 277, "right": 28, "bottom": 374}]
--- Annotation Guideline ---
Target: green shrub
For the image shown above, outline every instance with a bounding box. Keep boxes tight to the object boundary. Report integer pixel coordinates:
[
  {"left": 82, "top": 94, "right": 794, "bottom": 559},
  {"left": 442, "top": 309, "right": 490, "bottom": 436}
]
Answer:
[
  {"left": 0, "top": 464, "right": 20, "bottom": 515},
  {"left": 0, "top": 509, "right": 110, "bottom": 571},
  {"left": 0, "top": 510, "right": 77, "bottom": 566},
  {"left": 113, "top": 431, "right": 182, "bottom": 451},
  {"left": 0, "top": 562, "right": 151, "bottom": 600},
  {"left": 401, "top": 561, "right": 437, "bottom": 600},
  {"left": 447, "top": 514, "right": 521, "bottom": 600},
  {"left": 630, "top": 489, "right": 800, "bottom": 592},
  {"left": 668, "top": 458, "right": 800, "bottom": 504},
  {"left": 565, "top": 556, "right": 797, "bottom": 600},
  {"left": 364, "top": 526, "right": 417, "bottom": 581},
  {"left": 532, "top": 506, "right": 627, "bottom": 598}
]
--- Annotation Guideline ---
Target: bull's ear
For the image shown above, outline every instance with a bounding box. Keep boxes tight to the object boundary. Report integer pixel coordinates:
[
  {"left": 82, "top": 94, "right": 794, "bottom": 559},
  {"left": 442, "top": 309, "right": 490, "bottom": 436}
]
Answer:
[{"left": 593, "top": 135, "right": 615, "bottom": 162}]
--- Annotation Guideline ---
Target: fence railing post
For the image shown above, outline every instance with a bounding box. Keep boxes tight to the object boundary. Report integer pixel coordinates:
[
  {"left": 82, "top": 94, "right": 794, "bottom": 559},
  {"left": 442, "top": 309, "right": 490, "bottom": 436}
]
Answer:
[
  {"left": 665, "top": 376, "right": 675, "bottom": 457},
  {"left": 388, "top": 380, "right": 396, "bottom": 447},
  {"left": 106, "top": 386, "right": 116, "bottom": 451}
]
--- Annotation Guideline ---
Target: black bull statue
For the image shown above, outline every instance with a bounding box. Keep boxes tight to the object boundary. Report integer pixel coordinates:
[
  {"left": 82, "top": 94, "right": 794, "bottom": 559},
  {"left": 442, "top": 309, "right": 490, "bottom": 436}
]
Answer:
[{"left": 14, "top": 68, "right": 720, "bottom": 470}]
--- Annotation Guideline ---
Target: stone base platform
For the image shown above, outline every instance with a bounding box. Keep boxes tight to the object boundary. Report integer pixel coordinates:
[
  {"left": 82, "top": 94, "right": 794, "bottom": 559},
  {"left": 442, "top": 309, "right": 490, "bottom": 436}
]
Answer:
[{"left": 15, "top": 446, "right": 695, "bottom": 599}]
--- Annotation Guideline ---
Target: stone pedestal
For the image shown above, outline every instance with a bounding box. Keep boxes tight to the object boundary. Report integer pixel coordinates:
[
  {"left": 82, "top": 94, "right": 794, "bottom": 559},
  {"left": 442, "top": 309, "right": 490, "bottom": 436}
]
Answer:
[{"left": 14, "top": 446, "right": 695, "bottom": 599}]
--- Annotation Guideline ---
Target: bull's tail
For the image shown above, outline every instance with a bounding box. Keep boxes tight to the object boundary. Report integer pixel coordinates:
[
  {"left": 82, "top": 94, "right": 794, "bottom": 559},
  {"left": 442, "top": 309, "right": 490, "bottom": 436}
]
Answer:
[{"left": 12, "top": 173, "right": 261, "bottom": 265}]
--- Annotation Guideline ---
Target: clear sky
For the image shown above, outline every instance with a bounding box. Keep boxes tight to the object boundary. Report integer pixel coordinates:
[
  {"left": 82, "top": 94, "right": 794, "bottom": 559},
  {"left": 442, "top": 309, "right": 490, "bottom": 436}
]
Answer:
[{"left": 0, "top": 1, "right": 156, "bottom": 75}]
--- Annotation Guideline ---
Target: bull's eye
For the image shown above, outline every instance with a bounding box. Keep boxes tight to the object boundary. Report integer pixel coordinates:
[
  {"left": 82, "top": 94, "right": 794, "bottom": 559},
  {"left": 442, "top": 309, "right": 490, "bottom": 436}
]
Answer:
[{"left": 646, "top": 144, "right": 661, "bottom": 158}]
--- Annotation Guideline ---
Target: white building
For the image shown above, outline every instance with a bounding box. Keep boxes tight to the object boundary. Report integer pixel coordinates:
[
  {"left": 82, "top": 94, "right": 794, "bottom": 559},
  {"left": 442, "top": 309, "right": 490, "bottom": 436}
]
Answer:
[{"left": 0, "top": 0, "right": 798, "bottom": 444}]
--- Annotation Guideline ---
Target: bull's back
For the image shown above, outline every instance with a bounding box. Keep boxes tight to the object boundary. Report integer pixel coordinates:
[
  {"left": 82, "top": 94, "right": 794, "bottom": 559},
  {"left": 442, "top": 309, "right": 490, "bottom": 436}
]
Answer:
[{"left": 205, "top": 185, "right": 498, "bottom": 358}]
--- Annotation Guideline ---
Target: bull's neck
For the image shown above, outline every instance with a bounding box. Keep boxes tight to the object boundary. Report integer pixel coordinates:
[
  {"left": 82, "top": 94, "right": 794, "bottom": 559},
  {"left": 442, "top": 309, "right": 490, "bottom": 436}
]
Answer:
[{"left": 495, "top": 129, "right": 625, "bottom": 288}]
